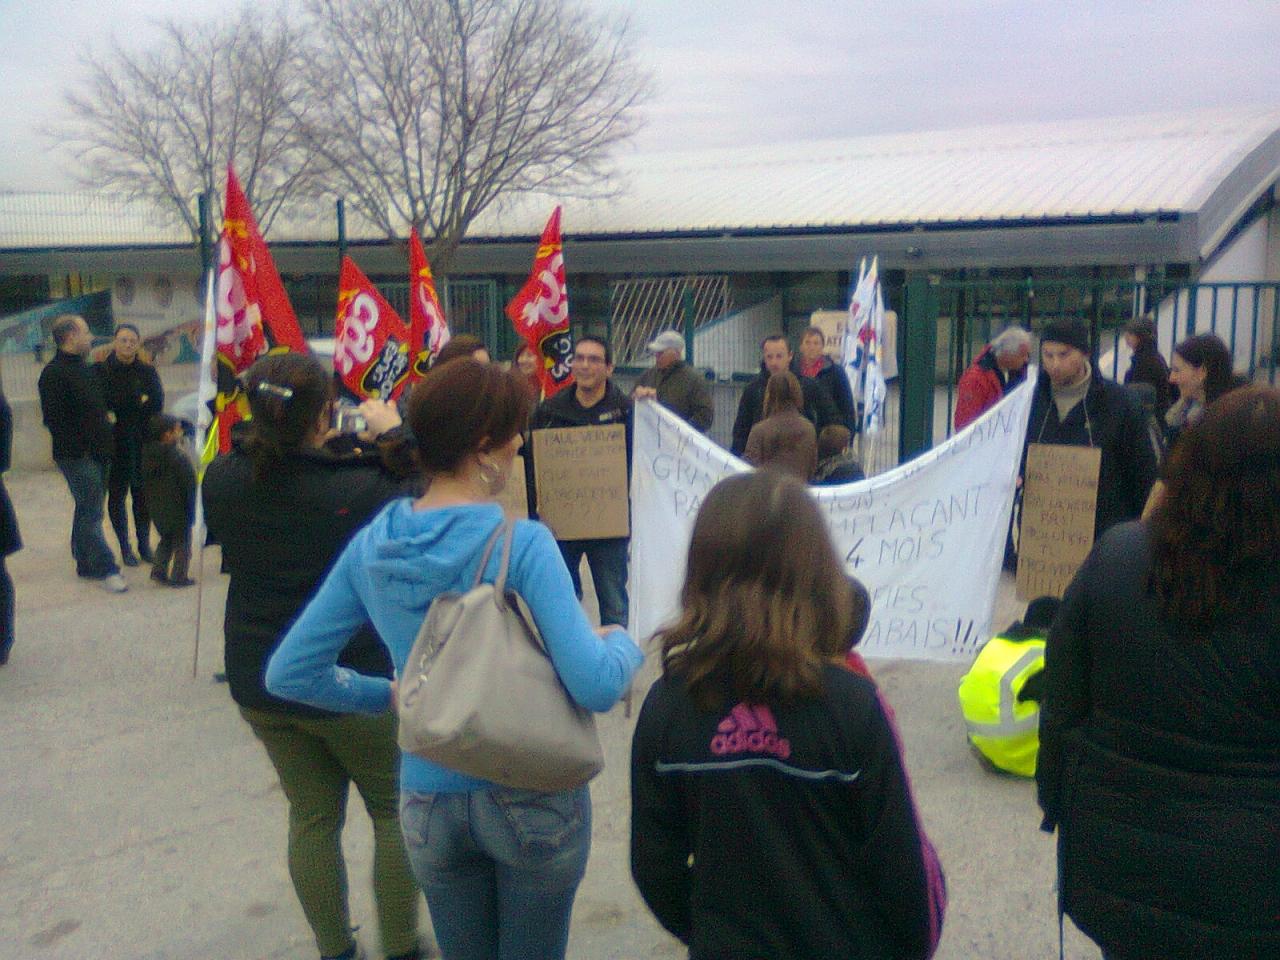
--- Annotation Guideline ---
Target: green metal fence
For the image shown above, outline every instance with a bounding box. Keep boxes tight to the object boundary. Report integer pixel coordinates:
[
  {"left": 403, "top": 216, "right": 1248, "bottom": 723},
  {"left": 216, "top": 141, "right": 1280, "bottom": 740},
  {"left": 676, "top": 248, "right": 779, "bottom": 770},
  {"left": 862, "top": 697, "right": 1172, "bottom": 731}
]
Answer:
[{"left": 898, "top": 277, "right": 1280, "bottom": 461}]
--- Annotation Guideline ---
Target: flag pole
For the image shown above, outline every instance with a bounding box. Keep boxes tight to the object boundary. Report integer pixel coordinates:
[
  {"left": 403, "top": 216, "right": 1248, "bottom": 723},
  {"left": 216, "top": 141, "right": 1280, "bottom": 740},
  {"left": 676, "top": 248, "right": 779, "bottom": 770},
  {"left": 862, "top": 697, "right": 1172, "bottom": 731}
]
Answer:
[{"left": 191, "top": 195, "right": 220, "bottom": 679}]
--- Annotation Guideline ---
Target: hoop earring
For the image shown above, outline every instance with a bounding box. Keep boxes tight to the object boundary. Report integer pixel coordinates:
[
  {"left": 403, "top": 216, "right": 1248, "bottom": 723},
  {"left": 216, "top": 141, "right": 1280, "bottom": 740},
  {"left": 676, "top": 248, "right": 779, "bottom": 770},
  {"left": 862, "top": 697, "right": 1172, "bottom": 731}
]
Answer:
[{"left": 478, "top": 459, "right": 504, "bottom": 495}]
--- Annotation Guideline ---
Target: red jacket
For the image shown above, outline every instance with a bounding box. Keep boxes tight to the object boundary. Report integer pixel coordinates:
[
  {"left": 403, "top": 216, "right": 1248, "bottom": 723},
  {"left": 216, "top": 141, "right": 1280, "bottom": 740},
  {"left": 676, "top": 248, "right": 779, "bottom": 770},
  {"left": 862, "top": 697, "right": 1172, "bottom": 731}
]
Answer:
[{"left": 953, "top": 347, "right": 1005, "bottom": 430}]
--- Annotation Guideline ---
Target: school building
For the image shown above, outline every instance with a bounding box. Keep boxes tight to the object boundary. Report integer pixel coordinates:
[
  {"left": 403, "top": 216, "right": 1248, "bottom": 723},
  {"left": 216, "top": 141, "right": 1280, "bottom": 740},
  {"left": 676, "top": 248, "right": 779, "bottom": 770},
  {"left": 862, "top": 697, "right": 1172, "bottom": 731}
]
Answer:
[{"left": 3, "top": 106, "right": 1279, "bottom": 463}]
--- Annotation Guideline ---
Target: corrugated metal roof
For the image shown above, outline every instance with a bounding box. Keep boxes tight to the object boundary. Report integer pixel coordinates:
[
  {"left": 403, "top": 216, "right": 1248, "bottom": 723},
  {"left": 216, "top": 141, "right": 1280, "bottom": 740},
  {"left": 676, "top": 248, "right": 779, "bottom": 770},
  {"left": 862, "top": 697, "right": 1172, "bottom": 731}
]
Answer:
[
  {"left": 4, "top": 107, "right": 1279, "bottom": 250},
  {"left": 469, "top": 107, "right": 1280, "bottom": 237}
]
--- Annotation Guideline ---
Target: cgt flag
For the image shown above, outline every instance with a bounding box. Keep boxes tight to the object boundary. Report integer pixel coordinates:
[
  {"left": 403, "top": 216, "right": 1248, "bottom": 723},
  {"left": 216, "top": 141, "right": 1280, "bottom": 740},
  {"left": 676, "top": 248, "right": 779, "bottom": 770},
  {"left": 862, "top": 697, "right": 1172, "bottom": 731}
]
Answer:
[
  {"left": 334, "top": 256, "right": 414, "bottom": 402},
  {"left": 505, "top": 206, "right": 574, "bottom": 399},
  {"left": 214, "top": 166, "right": 308, "bottom": 452},
  {"left": 408, "top": 229, "right": 450, "bottom": 379}
]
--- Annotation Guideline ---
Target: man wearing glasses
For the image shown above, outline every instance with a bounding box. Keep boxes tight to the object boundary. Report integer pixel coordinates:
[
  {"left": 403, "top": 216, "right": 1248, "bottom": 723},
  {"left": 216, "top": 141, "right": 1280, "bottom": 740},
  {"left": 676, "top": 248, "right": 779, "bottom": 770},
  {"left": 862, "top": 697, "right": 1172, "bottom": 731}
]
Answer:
[{"left": 529, "top": 335, "right": 632, "bottom": 629}]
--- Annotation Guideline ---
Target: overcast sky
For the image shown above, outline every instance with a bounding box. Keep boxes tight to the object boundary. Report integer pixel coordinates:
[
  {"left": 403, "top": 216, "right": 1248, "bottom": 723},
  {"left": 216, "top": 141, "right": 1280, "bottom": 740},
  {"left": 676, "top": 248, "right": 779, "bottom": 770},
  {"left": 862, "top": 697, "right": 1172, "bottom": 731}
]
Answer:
[{"left": 2, "top": 0, "right": 1279, "bottom": 191}]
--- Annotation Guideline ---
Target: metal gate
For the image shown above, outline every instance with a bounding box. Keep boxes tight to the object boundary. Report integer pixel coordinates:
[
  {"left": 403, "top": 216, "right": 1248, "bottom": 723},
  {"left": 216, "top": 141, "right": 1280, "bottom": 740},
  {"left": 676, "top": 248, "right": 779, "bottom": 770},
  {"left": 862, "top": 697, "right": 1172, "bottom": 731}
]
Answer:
[
  {"left": 380, "top": 278, "right": 501, "bottom": 350},
  {"left": 898, "top": 277, "right": 1280, "bottom": 462},
  {"left": 608, "top": 275, "right": 731, "bottom": 367}
]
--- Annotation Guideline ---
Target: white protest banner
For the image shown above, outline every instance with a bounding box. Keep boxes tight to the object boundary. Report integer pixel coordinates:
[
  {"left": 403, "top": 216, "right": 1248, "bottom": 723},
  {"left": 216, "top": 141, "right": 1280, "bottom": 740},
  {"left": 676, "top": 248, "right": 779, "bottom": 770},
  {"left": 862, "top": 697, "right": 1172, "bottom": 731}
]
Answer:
[{"left": 630, "top": 376, "right": 1035, "bottom": 662}]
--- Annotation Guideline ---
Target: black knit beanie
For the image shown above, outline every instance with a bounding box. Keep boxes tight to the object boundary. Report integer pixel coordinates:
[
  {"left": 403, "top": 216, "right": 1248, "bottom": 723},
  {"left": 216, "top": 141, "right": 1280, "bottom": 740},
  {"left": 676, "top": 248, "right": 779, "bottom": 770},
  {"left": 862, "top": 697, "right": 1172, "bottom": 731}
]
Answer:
[{"left": 1039, "top": 319, "right": 1091, "bottom": 355}]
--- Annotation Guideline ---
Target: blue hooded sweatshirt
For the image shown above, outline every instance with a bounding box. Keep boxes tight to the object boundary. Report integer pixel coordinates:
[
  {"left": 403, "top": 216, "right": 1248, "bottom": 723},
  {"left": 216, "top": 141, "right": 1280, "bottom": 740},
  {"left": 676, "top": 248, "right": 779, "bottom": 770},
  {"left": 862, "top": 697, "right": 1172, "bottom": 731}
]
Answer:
[{"left": 266, "top": 500, "right": 644, "bottom": 794}]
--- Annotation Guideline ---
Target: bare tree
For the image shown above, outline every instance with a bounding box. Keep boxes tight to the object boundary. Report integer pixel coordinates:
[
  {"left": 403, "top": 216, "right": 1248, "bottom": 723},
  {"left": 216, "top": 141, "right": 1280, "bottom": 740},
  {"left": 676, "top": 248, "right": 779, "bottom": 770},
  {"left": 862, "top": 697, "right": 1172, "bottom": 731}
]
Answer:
[
  {"left": 296, "top": 0, "right": 649, "bottom": 269},
  {"left": 56, "top": 11, "right": 319, "bottom": 240}
]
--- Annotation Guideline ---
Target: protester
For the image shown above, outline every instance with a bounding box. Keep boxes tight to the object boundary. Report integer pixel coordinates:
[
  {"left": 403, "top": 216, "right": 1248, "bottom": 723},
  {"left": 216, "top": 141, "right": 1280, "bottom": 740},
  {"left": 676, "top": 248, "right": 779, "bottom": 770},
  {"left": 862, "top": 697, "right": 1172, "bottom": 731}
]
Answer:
[
  {"left": 0, "top": 387, "right": 21, "bottom": 665},
  {"left": 1121, "top": 317, "right": 1171, "bottom": 418},
  {"left": 797, "top": 326, "right": 857, "bottom": 434},
  {"left": 957, "top": 596, "right": 1058, "bottom": 777},
  {"left": 812, "top": 424, "right": 865, "bottom": 485},
  {"left": 1024, "top": 320, "right": 1156, "bottom": 541},
  {"left": 203, "top": 352, "right": 423, "bottom": 960},
  {"left": 37, "top": 314, "right": 127, "bottom": 592},
  {"left": 140, "top": 414, "right": 195, "bottom": 587},
  {"left": 1165, "top": 332, "right": 1242, "bottom": 446},
  {"left": 512, "top": 341, "right": 541, "bottom": 399},
  {"left": 630, "top": 470, "right": 945, "bottom": 960},
  {"left": 1038, "top": 386, "right": 1280, "bottom": 960},
  {"left": 433, "top": 333, "right": 490, "bottom": 366},
  {"left": 632, "top": 330, "right": 714, "bottom": 432},
  {"left": 99, "top": 323, "right": 163, "bottom": 565},
  {"left": 266, "top": 357, "right": 643, "bottom": 960},
  {"left": 743, "top": 371, "right": 818, "bottom": 481},
  {"left": 953, "top": 326, "right": 1031, "bottom": 430},
  {"left": 530, "top": 335, "right": 633, "bottom": 628},
  {"left": 730, "top": 333, "right": 838, "bottom": 456}
]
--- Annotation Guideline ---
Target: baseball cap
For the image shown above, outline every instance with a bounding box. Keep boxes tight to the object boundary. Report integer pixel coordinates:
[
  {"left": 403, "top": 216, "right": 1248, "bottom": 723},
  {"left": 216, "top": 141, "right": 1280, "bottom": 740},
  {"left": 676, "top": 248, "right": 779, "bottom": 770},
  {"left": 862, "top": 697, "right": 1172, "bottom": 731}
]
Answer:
[{"left": 646, "top": 330, "right": 686, "bottom": 356}]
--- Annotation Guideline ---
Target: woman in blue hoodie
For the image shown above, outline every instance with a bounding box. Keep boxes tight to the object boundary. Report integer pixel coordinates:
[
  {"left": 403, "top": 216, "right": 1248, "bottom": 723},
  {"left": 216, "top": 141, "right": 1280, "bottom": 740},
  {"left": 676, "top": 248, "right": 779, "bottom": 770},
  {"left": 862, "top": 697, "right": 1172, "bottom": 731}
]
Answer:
[{"left": 268, "top": 357, "right": 644, "bottom": 960}]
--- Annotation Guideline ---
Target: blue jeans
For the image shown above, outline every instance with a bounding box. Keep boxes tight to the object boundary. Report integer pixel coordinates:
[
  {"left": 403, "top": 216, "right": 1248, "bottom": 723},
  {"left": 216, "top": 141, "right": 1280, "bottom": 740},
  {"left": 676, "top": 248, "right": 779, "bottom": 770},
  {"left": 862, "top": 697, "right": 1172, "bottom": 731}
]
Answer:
[
  {"left": 399, "top": 785, "right": 591, "bottom": 960},
  {"left": 557, "top": 537, "right": 629, "bottom": 628},
  {"left": 56, "top": 457, "right": 118, "bottom": 578}
]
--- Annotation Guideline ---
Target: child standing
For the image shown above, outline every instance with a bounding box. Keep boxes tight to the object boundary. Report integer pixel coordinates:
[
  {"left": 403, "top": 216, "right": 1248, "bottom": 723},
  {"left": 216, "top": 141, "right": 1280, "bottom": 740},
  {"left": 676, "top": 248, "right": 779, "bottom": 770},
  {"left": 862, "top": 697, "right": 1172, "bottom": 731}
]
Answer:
[{"left": 142, "top": 414, "right": 195, "bottom": 587}]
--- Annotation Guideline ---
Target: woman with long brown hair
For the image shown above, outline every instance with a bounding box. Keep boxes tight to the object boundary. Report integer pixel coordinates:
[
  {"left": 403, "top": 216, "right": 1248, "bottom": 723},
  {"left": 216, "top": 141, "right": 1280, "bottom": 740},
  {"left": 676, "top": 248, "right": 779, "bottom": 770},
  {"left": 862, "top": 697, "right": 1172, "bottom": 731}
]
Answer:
[
  {"left": 1038, "top": 385, "right": 1280, "bottom": 959},
  {"left": 743, "top": 370, "right": 818, "bottom": 480},
  {"left": 630, "top": 470, "right": 945, "bottom": 960},
  {"left": 267, "top": 358, "right": 643, "bottom": 960}
]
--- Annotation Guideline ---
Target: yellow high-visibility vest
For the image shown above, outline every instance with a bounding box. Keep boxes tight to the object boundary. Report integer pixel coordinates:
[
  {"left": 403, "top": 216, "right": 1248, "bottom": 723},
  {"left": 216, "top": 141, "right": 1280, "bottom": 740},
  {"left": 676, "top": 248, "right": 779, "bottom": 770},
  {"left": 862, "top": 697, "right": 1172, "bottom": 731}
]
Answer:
[{"left": 956, "top": 635, "right": 1045, "bottom": 778}]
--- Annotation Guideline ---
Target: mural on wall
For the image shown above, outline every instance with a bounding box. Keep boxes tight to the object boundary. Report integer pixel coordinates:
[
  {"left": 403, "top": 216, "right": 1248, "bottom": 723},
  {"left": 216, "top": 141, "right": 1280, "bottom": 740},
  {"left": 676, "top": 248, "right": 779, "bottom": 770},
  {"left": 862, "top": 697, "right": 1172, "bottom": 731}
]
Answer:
[{"left": 108, "top": 274, "right": 205, "bottom": 365}]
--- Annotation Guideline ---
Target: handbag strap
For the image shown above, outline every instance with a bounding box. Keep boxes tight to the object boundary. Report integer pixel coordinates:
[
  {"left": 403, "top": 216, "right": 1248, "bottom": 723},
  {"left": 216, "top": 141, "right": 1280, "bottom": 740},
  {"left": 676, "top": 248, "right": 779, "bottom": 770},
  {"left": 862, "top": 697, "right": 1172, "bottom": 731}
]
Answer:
[
  {"left": 471, "top": 519, "right": 508, "bottom": 590},
  {"left": 493, "top": 516, "right": 517, "bottom": 598}
]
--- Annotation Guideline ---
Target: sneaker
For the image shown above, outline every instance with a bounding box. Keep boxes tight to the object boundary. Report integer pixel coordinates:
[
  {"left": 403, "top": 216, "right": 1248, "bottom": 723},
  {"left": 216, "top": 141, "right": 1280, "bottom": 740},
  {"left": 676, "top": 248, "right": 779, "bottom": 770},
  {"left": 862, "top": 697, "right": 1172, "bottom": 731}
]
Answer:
[
  {"left": 120, "top": 549, "right": 140, "bottom": 567},
  {"left": 101, "top": 573, "right": 129, "bottom": 593}
]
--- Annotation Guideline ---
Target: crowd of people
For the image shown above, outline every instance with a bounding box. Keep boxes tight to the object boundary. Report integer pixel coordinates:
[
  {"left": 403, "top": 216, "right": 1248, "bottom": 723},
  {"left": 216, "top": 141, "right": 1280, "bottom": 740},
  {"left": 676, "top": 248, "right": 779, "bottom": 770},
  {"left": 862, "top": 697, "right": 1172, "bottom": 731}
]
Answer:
[{"left": 12, "top": 310, "right": 1278, "bottom": 959}]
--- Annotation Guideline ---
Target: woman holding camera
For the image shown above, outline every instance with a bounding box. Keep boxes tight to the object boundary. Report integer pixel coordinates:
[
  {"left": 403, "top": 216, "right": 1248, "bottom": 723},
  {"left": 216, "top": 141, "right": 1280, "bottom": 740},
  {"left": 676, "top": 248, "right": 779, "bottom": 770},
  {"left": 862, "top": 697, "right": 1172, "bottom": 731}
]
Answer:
[{"left": 203, "top": 352, "right": 423, "bottom": 960}]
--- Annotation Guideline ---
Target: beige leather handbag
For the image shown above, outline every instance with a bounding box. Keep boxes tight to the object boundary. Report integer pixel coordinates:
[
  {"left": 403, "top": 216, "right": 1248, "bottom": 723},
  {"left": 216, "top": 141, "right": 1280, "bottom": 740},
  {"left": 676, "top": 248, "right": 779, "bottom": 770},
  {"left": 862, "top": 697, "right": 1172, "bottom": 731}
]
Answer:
[{"left": 396, "top": 518, "right": 604, "bottom": 791}]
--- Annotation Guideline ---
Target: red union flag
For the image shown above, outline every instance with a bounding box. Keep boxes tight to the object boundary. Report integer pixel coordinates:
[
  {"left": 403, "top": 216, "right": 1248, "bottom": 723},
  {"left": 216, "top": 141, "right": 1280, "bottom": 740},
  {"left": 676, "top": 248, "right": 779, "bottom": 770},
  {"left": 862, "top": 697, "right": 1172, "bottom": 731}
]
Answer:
[
  {"left": 505, "top": 207, "right": 574, "bottom": 398},
  {"left": 334, "top": 257, "right": 415, "bottom": 402},
  {"left": 409, "top": 230, "right": 450, "bottom": 379},
  {"left": 213, "top": 166, "right": 308, "bottom": 451}
]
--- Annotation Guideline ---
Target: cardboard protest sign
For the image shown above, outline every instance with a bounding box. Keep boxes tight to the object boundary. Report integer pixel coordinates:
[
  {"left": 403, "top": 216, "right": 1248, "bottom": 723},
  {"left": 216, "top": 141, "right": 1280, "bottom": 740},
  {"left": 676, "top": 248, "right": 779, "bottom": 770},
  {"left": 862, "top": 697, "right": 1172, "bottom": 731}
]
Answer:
[
  {"left": 497, "top": 454, "right": 529, "bottom": 520},
  {"left": 1016, "top": 443, "right": 1102, "bottom": 600},
  {"left": 532, "top": 425, "right": 629, "bottom": 540}
]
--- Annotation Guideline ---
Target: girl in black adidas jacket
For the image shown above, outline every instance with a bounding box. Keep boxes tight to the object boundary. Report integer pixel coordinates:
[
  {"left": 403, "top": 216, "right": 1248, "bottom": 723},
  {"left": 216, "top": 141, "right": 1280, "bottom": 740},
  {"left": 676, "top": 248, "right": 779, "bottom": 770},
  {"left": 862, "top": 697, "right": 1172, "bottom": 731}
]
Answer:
[{"left": 630, "top": 471, "right": 945, "bottom": 960}]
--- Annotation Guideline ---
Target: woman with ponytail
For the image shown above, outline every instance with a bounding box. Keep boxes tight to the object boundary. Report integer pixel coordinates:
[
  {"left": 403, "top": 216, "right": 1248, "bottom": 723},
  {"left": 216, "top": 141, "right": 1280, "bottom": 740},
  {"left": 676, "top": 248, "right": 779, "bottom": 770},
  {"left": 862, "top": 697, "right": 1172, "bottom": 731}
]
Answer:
[{"left": 202, "top": 352, "right": 424, "bottom": 960}]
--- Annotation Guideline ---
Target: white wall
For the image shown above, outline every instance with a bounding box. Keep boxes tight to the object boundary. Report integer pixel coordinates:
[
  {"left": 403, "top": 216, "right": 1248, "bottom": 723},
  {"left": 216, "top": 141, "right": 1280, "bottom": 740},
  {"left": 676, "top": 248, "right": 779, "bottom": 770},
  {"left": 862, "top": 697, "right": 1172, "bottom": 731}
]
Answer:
[{"left": 693, "top": 295, "right": 781, "bottom": 377}]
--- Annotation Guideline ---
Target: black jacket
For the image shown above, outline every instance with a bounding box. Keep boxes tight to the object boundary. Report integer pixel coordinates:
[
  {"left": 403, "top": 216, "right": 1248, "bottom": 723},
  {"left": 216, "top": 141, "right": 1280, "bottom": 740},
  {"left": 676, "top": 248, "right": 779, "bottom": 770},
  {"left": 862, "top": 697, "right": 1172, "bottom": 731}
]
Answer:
[
  {"left": 731, "top": 364, "right": 840, "bottom": 456},
  {"left": 632, "top": 666, "right": 945, "bottom": 960},
  {"left": 0, "top": 392, "right": 21, "bottom": 557},
  {"left": 1122, "top": 341, "right": 1171, "bottom": 419},
  {"left": 1024, "top": 367, "right": 1157, "bottom": 540},
  {"left": 1038, "top": 522, "right": 1280, "bottom": 959},
  {"left": 99, "top": 353, "right": 164, "bottom": 450},
  {"left": 202, "top": 437, "right": 415, "bottom": 715},
  {"left": 809, "top": 357, "right": 859, "bottom": 436},
  {"left": 141, "top": 442, "right": 195, "bottom": 534},
  {"left": 37, "top": 351, "right": 114, "bottom": 462}
]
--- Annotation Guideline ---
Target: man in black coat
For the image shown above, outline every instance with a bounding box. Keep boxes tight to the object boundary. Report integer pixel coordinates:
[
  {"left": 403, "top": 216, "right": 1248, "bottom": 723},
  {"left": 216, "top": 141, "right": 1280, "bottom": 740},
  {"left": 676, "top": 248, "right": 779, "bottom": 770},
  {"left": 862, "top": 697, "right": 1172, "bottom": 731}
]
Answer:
[
  {"left": 529, "top": 335, "right": 632, "bottom": 629},
  {"left": 37, "top": 315, "right": 126, "bottom": 592},
  {"left": 1024, "top": 320, "right": 1157, "bottom": 542},
  {"left": 798, "top": 325, "right": 858, "bottom": 435},
  {"left": 730, "top": 333, "right": 840, "bottom": 456}
]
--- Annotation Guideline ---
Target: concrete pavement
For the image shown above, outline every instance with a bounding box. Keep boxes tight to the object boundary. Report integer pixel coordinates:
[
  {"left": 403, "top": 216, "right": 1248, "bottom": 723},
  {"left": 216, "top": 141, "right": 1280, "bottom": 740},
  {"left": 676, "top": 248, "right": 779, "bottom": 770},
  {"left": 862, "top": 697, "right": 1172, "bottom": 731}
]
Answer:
[{"left": 0, "top": 467, "right": 1103, "bottom": 959}]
